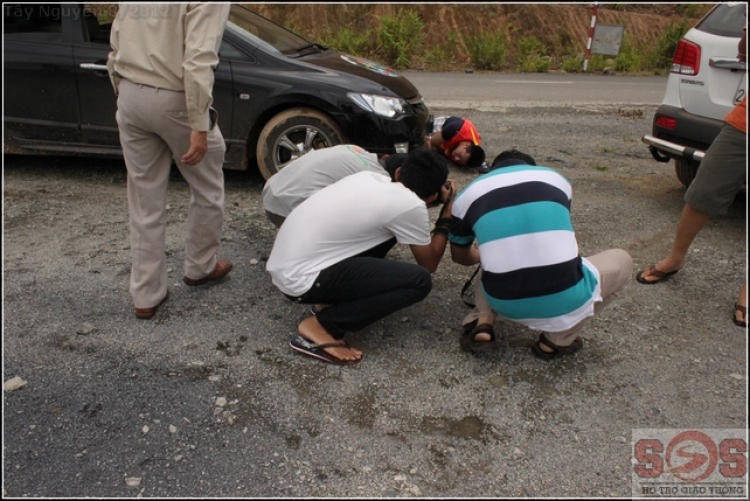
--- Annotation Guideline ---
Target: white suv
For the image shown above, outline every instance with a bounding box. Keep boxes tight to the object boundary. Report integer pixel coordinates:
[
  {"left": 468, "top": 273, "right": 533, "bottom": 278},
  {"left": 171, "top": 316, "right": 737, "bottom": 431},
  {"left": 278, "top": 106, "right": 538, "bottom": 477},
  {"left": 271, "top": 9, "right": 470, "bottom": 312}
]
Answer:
[{"left": 642, "top": 2, "right": 746, "bottom": 187}]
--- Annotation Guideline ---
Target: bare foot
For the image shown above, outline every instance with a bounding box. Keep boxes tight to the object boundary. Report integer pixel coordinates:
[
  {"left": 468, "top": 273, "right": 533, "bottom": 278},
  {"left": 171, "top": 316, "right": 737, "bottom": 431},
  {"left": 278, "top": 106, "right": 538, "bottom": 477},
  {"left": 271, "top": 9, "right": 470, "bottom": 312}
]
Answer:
[
  {"left": 735, "top": 283, "right": 747, "bottom": 326},
  {"left": 474, "top": 332, "right": 492, "bottom": 342},
  {"left": 736, "top": 305, "right": 747, "bottom": 326},
  {"left": 473, "top": 315, "right": 495, "bottom": 342},
  {"left": 298, "top": 316, "right": 362, "bottom": 361},
  {"left": 538, "top": 342, "right": 554, "bottom": 353}
]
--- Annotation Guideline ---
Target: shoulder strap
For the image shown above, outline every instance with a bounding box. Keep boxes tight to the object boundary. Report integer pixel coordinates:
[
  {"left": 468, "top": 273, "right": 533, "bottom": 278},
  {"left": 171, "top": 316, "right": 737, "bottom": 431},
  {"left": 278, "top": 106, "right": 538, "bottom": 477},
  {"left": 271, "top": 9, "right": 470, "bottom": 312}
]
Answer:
[{"left": 460, "top": 266, "right": 480, "bottom": 307}]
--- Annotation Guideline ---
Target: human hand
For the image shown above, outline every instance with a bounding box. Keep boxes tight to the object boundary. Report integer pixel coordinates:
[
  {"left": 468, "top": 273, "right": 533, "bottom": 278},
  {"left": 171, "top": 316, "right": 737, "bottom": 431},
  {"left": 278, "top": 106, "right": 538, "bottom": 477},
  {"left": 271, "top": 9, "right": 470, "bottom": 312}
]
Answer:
[
  {"left": 440, "top": 179, "right": 457, "bottom": 204},
  {"left": 426, "top": 130, "right": 444, "bottom": 149},
  {"left": 436, "top": 179, "right": 456, "bottom": 218},
  {"left": 181, "top": 130, "right": 208, "bottom": 166}
]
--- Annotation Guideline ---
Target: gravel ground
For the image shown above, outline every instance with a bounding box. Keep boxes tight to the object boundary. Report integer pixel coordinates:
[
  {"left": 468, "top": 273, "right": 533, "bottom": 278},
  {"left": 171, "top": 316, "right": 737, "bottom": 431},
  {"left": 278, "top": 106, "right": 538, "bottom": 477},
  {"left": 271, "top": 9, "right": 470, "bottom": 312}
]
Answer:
[{"left": 3, "top": 104, "right": 747, "bottom": 497}]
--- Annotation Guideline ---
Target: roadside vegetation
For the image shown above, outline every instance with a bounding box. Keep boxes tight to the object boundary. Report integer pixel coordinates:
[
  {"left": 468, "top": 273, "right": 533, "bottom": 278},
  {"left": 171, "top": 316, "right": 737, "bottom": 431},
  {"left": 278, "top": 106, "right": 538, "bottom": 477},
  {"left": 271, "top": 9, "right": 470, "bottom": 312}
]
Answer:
[
  {"left": 258, "top": 3, "right": 710, "bottom": 75},
  {"left": 318, "top": 9, "right": 693, "bottom": 74}
]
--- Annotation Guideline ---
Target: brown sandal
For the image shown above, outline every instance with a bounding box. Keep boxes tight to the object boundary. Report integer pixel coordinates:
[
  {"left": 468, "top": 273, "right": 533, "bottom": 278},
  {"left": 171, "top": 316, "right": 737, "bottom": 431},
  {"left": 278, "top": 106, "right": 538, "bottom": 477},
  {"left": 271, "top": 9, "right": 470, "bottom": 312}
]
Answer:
[
  {"left": 734, "top": 303, "right": 747, "bottom": 328},
  {"left": 532, "top": 334, "right": 583, "bottom": 360},
  {"left": 460, "top": 321, "right": 498, "bottom": 352}
]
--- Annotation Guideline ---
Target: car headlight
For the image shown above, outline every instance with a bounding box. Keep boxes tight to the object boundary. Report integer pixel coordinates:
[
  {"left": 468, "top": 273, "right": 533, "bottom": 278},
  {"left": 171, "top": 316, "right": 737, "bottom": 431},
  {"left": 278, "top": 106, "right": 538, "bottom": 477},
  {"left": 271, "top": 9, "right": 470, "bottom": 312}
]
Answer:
[{"left": 347, "top": 93, "right": 407, "bottom": 118}]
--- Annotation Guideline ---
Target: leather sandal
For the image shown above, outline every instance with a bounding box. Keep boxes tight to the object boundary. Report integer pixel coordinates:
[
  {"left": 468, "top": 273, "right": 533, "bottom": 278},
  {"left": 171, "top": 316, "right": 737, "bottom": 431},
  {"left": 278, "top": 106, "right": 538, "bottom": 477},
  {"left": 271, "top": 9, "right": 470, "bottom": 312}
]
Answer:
[
  {"left": 460, "top": 321, "right": 498, "bottom": 352},
  {"left": 532, "top": 333, "right": 583, "bottom": 360}
]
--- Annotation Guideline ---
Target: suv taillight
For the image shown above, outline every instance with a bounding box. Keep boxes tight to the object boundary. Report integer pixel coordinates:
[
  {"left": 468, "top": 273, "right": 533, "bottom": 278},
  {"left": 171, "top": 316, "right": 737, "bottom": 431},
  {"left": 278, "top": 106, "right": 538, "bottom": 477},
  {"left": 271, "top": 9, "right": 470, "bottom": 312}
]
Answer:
[
  {"left": 655, "top": 116, "right": 676, "bottom": 130},
  {"left": 671, "top": 39, "right": 701, "bottom": 76}
]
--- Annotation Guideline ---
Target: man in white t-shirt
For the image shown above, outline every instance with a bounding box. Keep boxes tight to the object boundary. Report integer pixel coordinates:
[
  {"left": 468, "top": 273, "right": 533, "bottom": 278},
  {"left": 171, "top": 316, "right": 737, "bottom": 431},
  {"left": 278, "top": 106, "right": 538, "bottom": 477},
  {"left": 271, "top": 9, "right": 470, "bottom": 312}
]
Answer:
[
  {"left": 262, "top": 144, "right": 402, "bottom": 228},
  {"left": 266, "top": 149, "right": 455, "bottom": 365}
]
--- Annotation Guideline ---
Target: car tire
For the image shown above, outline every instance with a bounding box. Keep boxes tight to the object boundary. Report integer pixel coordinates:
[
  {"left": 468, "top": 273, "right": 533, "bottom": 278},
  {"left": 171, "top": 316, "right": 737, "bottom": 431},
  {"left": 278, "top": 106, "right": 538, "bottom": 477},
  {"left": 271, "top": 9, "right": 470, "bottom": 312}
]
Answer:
[
  {"left": 674, "top": 159, "right": 699, "bottom": 188},
  {"left": 256, "top": 108, "right": 346, "bottom": 180}
]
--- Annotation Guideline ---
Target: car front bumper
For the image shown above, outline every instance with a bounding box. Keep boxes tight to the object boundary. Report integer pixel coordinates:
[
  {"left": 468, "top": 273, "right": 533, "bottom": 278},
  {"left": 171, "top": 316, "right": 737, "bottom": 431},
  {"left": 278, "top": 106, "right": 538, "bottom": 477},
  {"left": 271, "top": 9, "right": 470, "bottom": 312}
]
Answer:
[{"left": 331, "top": 100, "right": 432, "bottom": 156}]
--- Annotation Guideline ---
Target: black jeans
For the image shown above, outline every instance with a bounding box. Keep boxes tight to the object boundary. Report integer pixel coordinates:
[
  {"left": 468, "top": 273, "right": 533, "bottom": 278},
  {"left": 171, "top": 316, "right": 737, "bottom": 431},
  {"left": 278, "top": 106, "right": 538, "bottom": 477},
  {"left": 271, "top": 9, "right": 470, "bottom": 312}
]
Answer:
[{"left": 288, "top": 255, "right": 432, "bottom": 339}]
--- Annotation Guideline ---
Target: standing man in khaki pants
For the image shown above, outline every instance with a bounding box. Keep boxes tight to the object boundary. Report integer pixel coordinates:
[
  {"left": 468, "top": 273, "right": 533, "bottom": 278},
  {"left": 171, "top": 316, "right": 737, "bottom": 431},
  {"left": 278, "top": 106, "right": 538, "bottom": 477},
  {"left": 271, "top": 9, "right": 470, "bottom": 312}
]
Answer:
[{"left": 107, "top": 3, "right": 233, "bottom": 319}]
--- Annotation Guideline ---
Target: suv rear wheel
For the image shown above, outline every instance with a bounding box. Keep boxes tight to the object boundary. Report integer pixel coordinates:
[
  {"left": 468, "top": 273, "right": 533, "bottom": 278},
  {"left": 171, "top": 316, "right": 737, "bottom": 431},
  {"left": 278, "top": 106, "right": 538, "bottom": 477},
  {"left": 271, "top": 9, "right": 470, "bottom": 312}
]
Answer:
[
  {"left": 674, "top": 159, "right": 699, "bottom": 188},
  {"left": 256, "top": 108, "right": 346, "bottom": 180}
]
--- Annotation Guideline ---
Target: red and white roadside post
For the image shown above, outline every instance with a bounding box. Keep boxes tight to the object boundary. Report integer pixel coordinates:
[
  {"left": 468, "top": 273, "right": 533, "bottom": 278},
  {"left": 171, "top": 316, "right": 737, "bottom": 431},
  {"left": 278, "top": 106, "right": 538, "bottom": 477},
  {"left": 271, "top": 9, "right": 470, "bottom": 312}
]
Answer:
[{"left": 583, "top": 2, "right": 599, "bottom": 71}]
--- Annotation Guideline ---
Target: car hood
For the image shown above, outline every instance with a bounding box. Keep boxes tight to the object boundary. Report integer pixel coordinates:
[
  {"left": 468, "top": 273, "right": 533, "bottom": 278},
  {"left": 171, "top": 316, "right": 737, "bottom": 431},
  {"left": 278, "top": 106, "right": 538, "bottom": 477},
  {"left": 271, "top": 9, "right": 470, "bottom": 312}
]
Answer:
[{"left": 300, "top": 50, "right": 420, "bottom": 100}]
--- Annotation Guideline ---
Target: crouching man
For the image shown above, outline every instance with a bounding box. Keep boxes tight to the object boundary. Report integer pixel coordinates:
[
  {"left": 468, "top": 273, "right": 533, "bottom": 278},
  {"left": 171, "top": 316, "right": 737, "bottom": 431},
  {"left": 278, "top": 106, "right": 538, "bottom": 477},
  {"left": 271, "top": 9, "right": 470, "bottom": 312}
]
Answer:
[
  {"left": 266, "top": 149, "right": 455, "bottom": 365},
  {"left": 449, "top": 150, "right": 632, "bottom": 359},
  {"left": 262, "top": 144, "right": 404, "bottom": 228}
]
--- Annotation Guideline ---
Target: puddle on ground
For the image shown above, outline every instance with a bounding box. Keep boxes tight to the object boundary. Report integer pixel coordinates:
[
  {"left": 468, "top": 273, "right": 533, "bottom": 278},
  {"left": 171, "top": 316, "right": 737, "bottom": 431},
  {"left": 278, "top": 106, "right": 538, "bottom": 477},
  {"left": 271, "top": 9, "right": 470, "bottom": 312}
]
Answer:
[
  {"left": 422, "top": 415, "right": 486, "bottom": 441},
  {"left": 489, "top": 375, "right": 508, "bottom": 389},
  {"left": 511, "top": 371, "right": 556, "bottom": 396}
]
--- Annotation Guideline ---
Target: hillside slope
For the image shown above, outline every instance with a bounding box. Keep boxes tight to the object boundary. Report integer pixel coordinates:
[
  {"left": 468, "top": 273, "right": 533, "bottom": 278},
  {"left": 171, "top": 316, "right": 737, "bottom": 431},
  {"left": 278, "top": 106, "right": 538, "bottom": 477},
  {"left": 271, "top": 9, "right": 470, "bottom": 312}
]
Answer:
[{"left": 243, "top": 3, "right": 712, "bottom": 71}]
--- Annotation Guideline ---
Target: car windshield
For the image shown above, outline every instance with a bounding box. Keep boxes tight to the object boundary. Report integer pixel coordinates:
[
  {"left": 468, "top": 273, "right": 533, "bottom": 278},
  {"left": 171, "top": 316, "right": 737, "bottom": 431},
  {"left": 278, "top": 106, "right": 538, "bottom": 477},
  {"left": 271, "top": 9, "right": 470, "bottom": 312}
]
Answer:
[{"left": 227, "top": 5, "right": 312, "bottom": 56}]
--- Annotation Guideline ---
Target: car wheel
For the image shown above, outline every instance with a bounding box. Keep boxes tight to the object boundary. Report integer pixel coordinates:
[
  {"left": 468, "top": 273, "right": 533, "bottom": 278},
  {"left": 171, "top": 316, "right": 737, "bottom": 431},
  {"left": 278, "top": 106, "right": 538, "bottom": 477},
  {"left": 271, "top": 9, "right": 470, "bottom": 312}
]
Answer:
[
  {"left": 256, "top": 108, "right": 346, "bottom": 180},
  {"left": 674, "top": 159, "right": 699, "bottom": 188}
]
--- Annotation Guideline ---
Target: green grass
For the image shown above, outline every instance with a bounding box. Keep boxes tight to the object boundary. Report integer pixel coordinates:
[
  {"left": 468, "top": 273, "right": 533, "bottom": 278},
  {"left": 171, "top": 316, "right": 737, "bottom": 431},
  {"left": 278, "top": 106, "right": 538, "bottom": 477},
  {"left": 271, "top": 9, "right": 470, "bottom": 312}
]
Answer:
[
  {"left": 320, "top": 28, "right": 373, "bottom": 56},
  {"left": 613, "top": 34, "right": 643, "bottom": 72},
  {"left": 375, "top": 9, "right": 425, "bottom": 69},
  {"left": 586, "top": 54, "right": 610, "bottom": 72},
  {"left": 426, "top": 31, "right": 460, "bottom": 70},
  {"left": 467, "top": 31, "right": 508, "bottom": 70},
  {"left": 515, "top": 36, "right": 550, "bottom": 72},
  {"left": 562, "top": 55, "right": 584, "bottom": 73},
  {"left": 645, "top": 18, "right": 690, "bottom": 70}
]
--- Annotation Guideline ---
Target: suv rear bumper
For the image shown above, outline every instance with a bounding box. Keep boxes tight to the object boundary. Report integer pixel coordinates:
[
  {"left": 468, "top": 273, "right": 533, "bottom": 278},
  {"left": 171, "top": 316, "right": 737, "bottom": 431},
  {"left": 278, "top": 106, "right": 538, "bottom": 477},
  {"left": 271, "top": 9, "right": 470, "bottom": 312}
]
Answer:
[
  {"left": 646, "top": 104, "right": 724, "bottom": 163},
  {"left": 642, "top": 135, "right": 705, "bottom": 164}
]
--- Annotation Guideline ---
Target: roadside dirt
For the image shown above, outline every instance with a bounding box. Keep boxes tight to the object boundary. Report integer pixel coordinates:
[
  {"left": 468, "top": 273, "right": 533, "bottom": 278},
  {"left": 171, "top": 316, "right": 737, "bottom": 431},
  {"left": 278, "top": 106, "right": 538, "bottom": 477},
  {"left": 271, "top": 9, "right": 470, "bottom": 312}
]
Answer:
[{"left": 3, "top": 103, "right": 746, "bottom": 497}]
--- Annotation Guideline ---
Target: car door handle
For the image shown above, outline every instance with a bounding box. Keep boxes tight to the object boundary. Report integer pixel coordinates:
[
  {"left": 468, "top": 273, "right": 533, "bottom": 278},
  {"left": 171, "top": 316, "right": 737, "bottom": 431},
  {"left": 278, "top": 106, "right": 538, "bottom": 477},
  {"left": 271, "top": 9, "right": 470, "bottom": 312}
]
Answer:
[
  {"left": 80, "top": 63, "right": 109, "bottom": 71},
  {"left": 708, "top": 57, "right": 746, "bottom": 71}
]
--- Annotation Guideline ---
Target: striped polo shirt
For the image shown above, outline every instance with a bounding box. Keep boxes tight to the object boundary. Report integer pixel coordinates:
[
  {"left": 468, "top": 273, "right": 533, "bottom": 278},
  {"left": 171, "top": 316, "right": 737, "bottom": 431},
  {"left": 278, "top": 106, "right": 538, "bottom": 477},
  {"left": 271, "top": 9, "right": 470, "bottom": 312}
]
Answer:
[{"left": 449, "top": 163, "right": 601, "bottom": 332}]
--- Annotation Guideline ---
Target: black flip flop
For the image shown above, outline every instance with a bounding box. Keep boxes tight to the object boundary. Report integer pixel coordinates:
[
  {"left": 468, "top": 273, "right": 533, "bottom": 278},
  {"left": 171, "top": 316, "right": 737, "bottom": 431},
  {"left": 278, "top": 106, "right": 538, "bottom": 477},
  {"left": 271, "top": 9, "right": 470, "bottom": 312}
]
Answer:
[
  {"left": 636, "top": 266, "right": 678, "bottom": 285},
  {"left": 289, "top": 335, "right": 361, "bottom": 365}
]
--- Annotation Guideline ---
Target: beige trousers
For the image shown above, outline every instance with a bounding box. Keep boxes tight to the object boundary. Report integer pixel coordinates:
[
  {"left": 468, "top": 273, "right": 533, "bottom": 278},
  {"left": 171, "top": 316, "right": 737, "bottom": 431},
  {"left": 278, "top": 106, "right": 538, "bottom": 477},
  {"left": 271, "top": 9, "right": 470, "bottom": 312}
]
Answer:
[
  {"left": 116, "top": 79, "right": 226, "bottom": 308},
  {"left": 463, "top": 249, "right": 633, "bottom": 347}
]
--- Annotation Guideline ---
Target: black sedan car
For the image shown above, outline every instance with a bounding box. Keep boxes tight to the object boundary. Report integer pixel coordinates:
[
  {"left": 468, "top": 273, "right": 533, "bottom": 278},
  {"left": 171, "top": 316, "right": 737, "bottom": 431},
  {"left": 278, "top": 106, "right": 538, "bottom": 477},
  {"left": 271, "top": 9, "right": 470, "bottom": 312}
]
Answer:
[{"left": 3, "top": 3, "right": 432, "bottom": 180}]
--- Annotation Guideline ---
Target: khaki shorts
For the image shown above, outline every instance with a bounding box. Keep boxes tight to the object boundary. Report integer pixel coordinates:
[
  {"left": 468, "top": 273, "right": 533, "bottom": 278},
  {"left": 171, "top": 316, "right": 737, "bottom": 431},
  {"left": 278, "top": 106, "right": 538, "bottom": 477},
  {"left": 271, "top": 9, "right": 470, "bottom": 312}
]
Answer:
[{"left": 685, "top": 123, "right": 747, "bottom": 215}]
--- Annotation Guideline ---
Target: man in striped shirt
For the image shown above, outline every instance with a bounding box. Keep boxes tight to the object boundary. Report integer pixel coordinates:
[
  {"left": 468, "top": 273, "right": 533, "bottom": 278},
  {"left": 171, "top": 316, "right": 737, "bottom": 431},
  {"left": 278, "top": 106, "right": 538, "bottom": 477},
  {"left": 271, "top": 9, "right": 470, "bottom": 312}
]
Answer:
[{"left": 448, "top": 150, "right": 632, "bottom": 359}]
